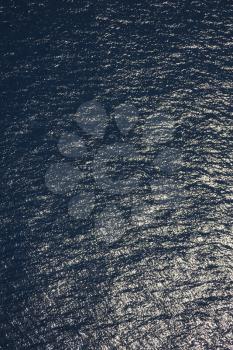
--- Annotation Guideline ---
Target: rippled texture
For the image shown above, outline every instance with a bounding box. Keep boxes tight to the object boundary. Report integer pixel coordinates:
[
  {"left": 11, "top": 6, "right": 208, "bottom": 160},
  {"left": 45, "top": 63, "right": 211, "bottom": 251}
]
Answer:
[{"left": 1, "top": 1, "right": 233, "bottom": 349}]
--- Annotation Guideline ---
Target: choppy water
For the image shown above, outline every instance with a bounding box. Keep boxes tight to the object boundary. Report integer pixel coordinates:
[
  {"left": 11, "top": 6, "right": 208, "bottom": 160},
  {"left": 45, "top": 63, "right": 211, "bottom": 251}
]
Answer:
[{"left": 1, "top": 1, "right": 233, "bottom": 349}]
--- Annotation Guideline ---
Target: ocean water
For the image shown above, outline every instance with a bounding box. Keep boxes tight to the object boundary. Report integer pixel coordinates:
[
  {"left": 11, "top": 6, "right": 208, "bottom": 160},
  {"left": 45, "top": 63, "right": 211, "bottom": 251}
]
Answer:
[{"left": 1, "top": 1, "right": 233, "bottom": 349}]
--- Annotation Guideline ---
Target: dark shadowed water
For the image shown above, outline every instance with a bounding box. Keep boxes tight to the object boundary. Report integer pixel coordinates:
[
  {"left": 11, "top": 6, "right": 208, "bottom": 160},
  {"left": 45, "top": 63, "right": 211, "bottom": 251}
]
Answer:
[{"left": 1, "top": 1, "right": 233, "bottom": 349}]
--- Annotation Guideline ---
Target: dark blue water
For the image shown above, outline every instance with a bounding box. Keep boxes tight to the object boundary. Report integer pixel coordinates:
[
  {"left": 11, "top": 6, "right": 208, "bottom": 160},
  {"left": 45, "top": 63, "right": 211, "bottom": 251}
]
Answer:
[{"left": 1, "top": 1, "right": 233, "bottom": 349}]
